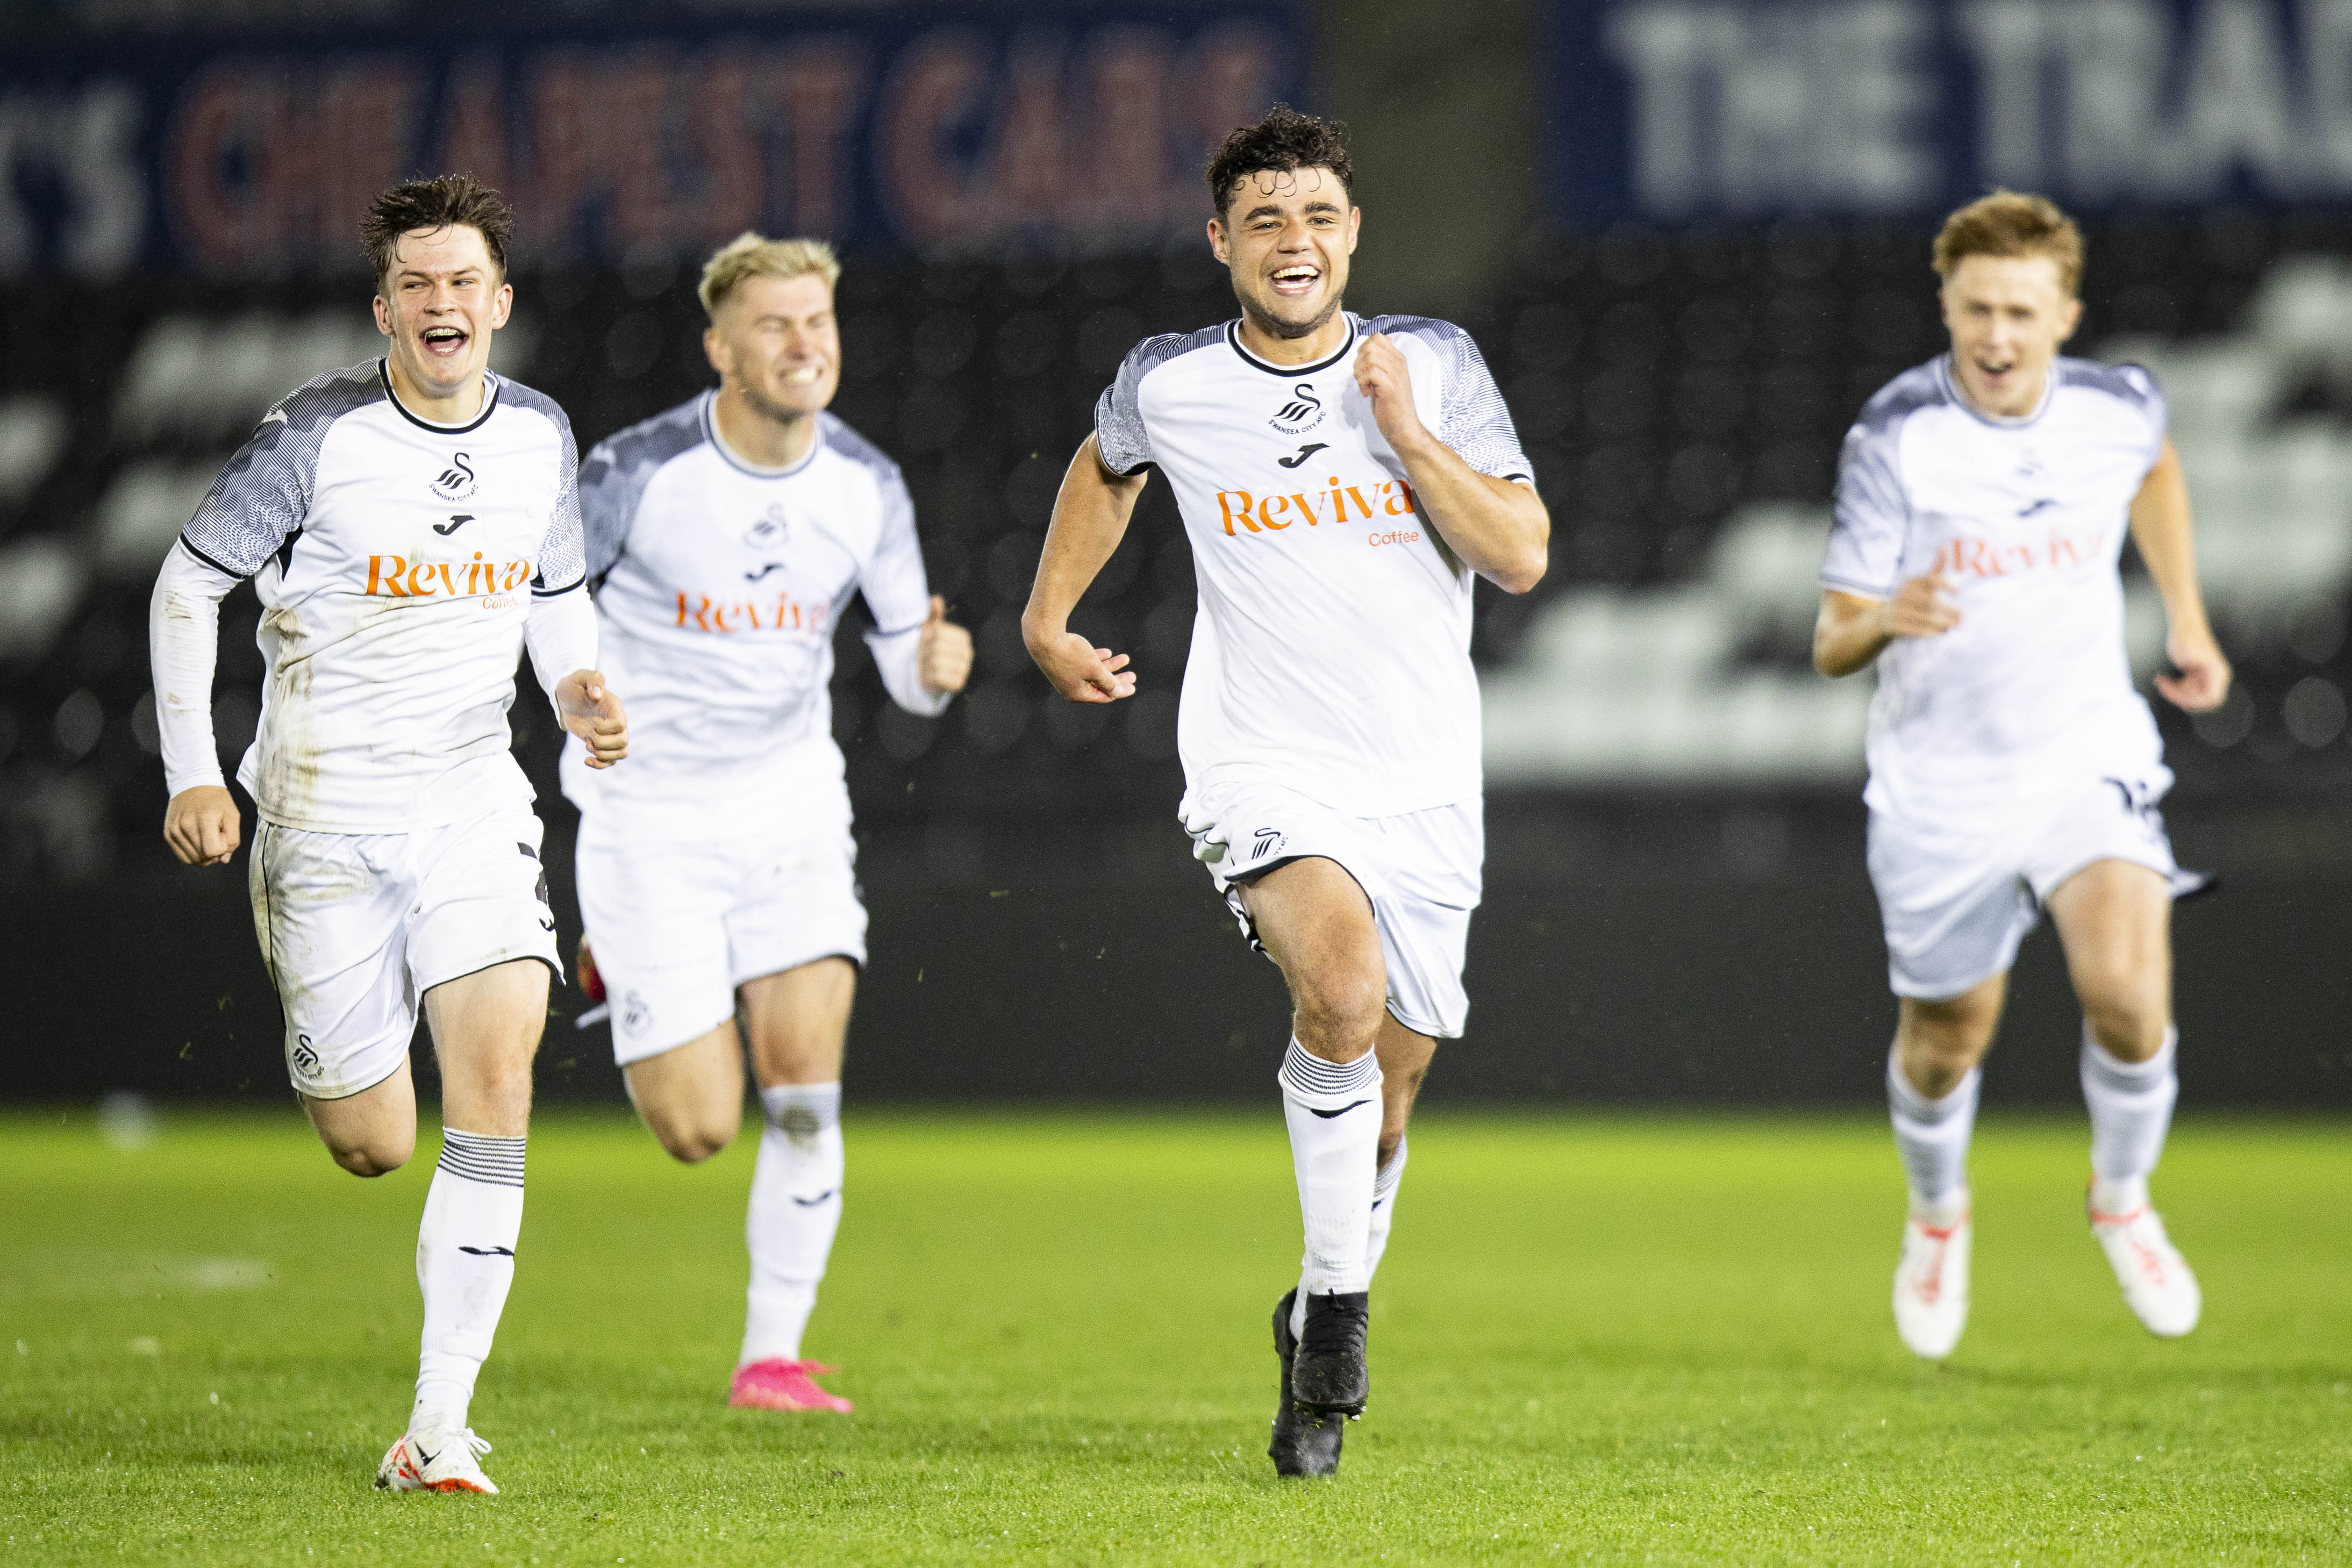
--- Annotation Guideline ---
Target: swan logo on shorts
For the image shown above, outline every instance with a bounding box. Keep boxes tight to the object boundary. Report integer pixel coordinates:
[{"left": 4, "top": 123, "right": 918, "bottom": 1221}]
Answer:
[
  {"left": 291, "top": 1034, "right": 319, "bottom": 1075},
  {"left": 1249, "top": 827, "right": 1286, "bottom": 862},
  {"left": 428, "top": 453, "right": 478, "bottom": 502},
  {"left": 1269, "top": 382, "right": 1325, "bottom": 435},
  {"left": 620, "top": 990, "right": 653, "bottom": 1036}
]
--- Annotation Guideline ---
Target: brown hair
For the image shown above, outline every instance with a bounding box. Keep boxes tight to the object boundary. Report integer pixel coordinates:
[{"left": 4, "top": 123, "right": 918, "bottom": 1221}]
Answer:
[
  {"left": 1205, "top": 104, "right": 1354, "bottom": 221},
  {"left": 697, "top": 232, "right": 841, "bottom": 320},
  {"left": 1932, "top": 190, "right": 2084, "bottom": 296},
  {"left": 362, "top": 174, "right": 513, "bottom": 285}
]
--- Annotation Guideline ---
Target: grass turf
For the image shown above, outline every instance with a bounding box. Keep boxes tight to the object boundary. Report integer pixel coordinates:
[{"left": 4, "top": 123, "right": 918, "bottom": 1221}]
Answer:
[{"left": 2, "top": 1107, "right": 2348, "bottom": 1565}]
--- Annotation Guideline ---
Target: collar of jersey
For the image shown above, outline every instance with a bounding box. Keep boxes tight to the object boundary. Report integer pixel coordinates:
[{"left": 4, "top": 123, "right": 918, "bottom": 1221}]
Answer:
[
  {"left": 702, "top": 391, "right": 825, "bottom": 478},
  {"left": 1935, "top": 353, "right": 2056, "bottom": 429},
  {"left": 377, "top": 359, "right": 502, "bottom": 434},
  {"left": 1224, "top": 315, "right": 1357, "bottom": 377}
]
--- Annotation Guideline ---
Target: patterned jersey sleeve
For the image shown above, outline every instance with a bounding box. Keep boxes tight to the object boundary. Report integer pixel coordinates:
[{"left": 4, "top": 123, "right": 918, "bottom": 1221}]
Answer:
[
  {"left": 1093, "top": 336, "right": 1166, "bottom": 477},
  {"left": 1821, "top": 417, "right": 1910, "bottom": 598},
  {"left": 2120, "top": 362, "right": 2169, "bottom": 472},
  {"left": 1433, "top": 326, "right": 1532, "bottom": 482},
  {"left": 859, "top": 463, "right": 931, "bottom": 635},
  {"left": 576, "top": 396, "right": 708, "bottom": 587},
  {"left": 503, "top": 381, "right": 584, "bottom": 596},
  {"left": 577, "top": 440, "right": 629, "bottom": 585},
  {"left": 178, "top": 364, "right": 375, "bottom": 578}
]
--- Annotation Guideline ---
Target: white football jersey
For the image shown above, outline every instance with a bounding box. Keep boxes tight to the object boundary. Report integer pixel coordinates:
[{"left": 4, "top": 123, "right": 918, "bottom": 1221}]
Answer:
[
  {"left": 1822, "top": 354, "right": 2170, "bottom": 827},
  {"left": 180, "top": 360, "right": 584, "bottom": 833},
  {"left": 561, "top": 392, "right": 940, "bottom": 820},
  {"left": 1096, "top": 313, "right": 1530, "bottom": 817}
]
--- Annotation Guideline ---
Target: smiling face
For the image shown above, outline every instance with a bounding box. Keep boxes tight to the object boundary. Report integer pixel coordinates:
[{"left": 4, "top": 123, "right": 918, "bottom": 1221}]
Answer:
[
  {"left": 1209, "top": 166, "right": 1360, "bottom": 342},
  {"left": 704, "top": 271, "right": 840, "bottom": 424},
  {"left": 372, "top": 224, "right": 510, "bottom": 403},
  {"left": 1939, "top": 252, "right": 2082, "bottom": 419}
]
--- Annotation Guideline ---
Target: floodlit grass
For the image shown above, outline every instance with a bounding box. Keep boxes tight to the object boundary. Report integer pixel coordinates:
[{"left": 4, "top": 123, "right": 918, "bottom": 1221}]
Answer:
[{"left": 2, "top": 1107, "right": 2348, "bottom": 1565}]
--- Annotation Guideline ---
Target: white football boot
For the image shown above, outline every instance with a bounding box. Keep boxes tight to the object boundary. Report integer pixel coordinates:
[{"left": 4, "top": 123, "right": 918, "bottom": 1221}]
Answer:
[
  {"left": 375, "top": 1426, "right": 497, "bottom": 1494},
  {"left": 2090, "top": 1196, "right": 2201, "bottom": 1338},
  {"left": 1891, "top": 1204, "right": 1971, "bottom": 1361}
]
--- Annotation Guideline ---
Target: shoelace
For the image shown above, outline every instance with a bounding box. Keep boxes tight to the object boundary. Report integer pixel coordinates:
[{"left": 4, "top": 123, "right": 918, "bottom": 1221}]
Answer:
[
  {"left": 2092, "top": 1209, "right": 2174, "bottom": 1285},
  {"left": 1298, "top": 1301, "right": 1368, "bottom": 1359},
  {"left": 416, "top": 1429, "right": 491, "bottom": 1463}
]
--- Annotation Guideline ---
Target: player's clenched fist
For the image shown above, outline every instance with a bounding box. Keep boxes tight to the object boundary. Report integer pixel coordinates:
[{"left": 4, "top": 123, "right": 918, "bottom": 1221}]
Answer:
[
  {"left": 2155, "top": 621, "right": 2232, "bottom": 713},
  {"left": 163, "top": 784, "right": 241, "bottom": 867},
  {"left": 557, "top": 670, "right": 630, "bottom": 768},
  {"left": 1353, "top": 333, "right": 1427, "bottom": 453},
  {"left": 1027, "top": 627, "right": 1136, "bottom": 704},
  {"left": 917, "top": 595, "right": 973, "bottom": 696},
  {"left": 1885, "top": 572, "right": 1962, "bottom": 639}
]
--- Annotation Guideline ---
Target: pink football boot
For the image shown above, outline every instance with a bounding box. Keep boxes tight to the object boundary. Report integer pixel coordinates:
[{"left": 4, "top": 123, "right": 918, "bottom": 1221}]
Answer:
[{"left": 728, "top": 1359, "right": 853, "bottom": 1413}]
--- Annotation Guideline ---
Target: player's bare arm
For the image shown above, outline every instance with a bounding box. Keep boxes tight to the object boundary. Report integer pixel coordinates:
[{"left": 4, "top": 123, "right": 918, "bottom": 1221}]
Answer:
[
  {"left": 1352, "top": 333, "right": 1547, "bottom": 593},
  {"left": 163, "top": 784, "right": 240, "bottom": 867},
  {"left": 2127, "top": 438, "right": 2229, "bottom": 712},
  {"left": 917, "top": 595, "right": 973, "bottom": 694},
  {"left": 556, "top": 670, "right": 630, "bottom": 767},
  {"left": 1812, "top": 574, "right": 1961, "bottom": 678},
  {"left": 1022, "top": 434, "right": 1142, "bottom": 704}
]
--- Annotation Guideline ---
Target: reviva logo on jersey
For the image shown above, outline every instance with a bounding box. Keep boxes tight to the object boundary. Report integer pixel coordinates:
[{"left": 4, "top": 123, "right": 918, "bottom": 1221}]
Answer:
[
  {"left": 1929, "top": 525, "right": 2105, "bottom": 581},
  {"left": 1214, "top": 477, "right": 1419, "bottom": 537},
  {"left": 364, "top": 552, "right": 535, "bottom": 598},
  {"left": 674, "top": 591, "right": 834, "bottom": 634}
]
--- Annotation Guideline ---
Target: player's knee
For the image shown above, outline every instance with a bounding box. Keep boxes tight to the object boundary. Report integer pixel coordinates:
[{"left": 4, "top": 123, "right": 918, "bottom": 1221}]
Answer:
[
  {"left": 327, "top": 1135, "right": 412, "bottom": 1178},
  {"left": 1896, "top": 1012, "right": 1992, "bottom": 1090},
  {"left": 2082, "top": 997, "right": 2168, "bottom": 1062},
  {"left": 656, "top": 1120, "right": 737, "bottom": 1164},
  {"left": 1292, "top": 962, "right": 1385, "bottom": 1053},
  {"left": 646, "top": 1101, "right": 740, "bottom": 1164}
]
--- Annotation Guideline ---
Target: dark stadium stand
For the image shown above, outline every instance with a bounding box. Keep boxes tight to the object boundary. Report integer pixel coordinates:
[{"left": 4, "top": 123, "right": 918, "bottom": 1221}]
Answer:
[{"left": 5, "top": 213, "right": 2352, "bottom": 887}]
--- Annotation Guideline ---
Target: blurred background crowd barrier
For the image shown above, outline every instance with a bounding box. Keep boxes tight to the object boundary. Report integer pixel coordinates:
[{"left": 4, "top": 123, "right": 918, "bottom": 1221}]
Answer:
[{"left": 5, "top": 0, "right": 2351, "bottom": 1108}]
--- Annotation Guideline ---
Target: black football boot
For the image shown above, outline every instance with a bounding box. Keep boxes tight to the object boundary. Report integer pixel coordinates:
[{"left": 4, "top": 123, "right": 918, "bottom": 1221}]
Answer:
[
  {"left": 1268, "top": 1289, "right": 1346, "bottom": 1477},
  {"left": 1289, "top": 1290, "right": 1370, "bottom": 1417}
]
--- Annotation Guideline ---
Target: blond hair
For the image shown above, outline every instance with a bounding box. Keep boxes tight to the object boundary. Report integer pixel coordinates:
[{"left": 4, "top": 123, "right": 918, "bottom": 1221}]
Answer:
[
  {"left": 697, "top": 233, "right": 841, "bottom": 319},
  {"left": 1932, "top": 190, "right": 2084, "bottom": 297}
]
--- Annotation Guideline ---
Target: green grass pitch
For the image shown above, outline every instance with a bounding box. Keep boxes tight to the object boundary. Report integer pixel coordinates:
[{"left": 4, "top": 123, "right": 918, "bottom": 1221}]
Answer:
[{"left": 4, "top": 1107, "right": 2348, "bottom": 1565}]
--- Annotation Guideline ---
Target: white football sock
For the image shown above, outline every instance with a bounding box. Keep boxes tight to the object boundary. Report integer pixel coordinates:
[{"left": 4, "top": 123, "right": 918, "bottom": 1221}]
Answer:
[
  {"left": 1279, "top": 1037, "right": 1382, "bottom": 1300},
  {"left": 741, "top": 1082, "right": 843, "bottom": 1366},
  {"left": 411, "top": 1128, "right": 525, "bottom": 1436},
  {"left": 2081, "top": 1025, "right": 2178, "bottom": 1217},
  {"left": 1887, "top": 1048, "right": 1977, "bottom": 1221},
  {"left": 1365, "top": 1137, "right": 1409, "bottom": 1282},
  {"left": 1295, "top": 1136, "right": 1408, "bottom": 1338}
]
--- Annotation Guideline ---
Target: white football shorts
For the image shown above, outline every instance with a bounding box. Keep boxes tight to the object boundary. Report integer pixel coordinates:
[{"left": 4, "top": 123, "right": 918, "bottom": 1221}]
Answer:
[
  {"left": 575, "top": 786, "right": 867, "bottom": 1066},
  {"left": 249, "top": 805, "right": 561, "bottom": 1101},
  {"left": 1868, "top": 770, "right": 2186, "bottom": 1000},
  {"left": 1180, "top": 780, "right": 1483, "bottom": 1040}
]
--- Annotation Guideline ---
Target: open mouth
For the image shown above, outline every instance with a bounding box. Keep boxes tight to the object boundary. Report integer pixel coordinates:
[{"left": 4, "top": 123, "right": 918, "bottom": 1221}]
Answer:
[
  {"left": 420, "top": 325, "right": 470, "bottom": 359},
  {"left": 1269, "top": 264, "right": 1321, "bottom": 298},
  {"left": 780, "top": 362, "right": 826, "bottom": 386}
]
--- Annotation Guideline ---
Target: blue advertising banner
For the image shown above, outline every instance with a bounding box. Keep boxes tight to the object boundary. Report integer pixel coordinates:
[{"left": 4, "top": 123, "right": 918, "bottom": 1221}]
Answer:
[
  {"left": 1556, "top": 0, "right": 2352, "bottom": 226},
  {"left": 0, "top": 5, "right": 1298, "bottom": 278}
]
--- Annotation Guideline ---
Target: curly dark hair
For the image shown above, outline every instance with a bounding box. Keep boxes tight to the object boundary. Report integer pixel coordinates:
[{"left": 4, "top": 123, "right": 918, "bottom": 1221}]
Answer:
[
  {"left": 361, "top": 174, "right": 513, "bottom": 284},
  {"left": 1205, "top": 104, "right": 1354, "bottom": 220}
]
